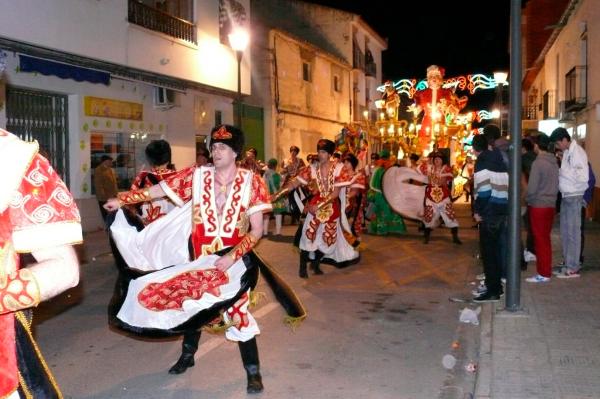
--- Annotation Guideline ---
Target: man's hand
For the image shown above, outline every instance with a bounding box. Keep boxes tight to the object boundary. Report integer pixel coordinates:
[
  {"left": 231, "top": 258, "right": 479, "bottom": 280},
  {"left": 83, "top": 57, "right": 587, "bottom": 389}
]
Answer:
[
  {"left": 474, "top": 213, "right": 482, "bottom": 222},
  {"left": 103, "top": 198, "right": 121, "bottom": 212},
  {"left": 214, "top": 254, "right": 235, "bottom": 272},
  {"left": 306, "top": 203, "right": 317, "bottom": 215}
]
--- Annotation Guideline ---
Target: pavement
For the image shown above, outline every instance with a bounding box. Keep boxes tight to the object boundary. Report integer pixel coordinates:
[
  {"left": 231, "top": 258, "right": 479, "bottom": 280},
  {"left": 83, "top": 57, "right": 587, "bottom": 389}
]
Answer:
[
  {"left": 474, "top": 217, "right": 600, "bottom": 399},
  {"left": 34, "top": 203, "right": 600, "bottom": 398}
]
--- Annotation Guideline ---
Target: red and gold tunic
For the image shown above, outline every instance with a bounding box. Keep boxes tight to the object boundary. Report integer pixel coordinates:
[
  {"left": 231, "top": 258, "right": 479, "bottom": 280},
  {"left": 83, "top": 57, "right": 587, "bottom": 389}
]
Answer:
[
  {"left": 0, "top": 130, "right": 82, "bottom": 398},
  {"left": 159, "top": 165, "right": 271, "bottom": 259},
  {"left": 419, "top": 163, "right": 453, "bottom": 203},
  {"left": 130, "top": 167, "right": 178, "bottom": 223},
  {"left": 296, "top": 161, "right": 352, "bottom": 246}
]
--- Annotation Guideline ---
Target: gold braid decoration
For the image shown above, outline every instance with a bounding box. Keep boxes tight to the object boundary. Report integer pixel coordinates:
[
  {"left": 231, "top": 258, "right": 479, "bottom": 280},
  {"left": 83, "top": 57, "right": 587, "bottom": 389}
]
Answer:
[
  {"left": 0, "top": 269, "right": 41, "bottom": 314},
  {"left": 271, "top": 187, "right": 290, "bottom": 202},
  {"left": 117, "top": 188, "right": 151, "bottom": 206},
  {"left": 227, "top": 234, "right": 258, "bottom": 263}
]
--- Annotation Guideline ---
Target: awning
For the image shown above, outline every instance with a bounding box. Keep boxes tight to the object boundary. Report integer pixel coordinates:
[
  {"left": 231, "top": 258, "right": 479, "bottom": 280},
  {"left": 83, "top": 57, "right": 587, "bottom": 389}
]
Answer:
[{"left": 19, "top": 54, "right": 110, "bottom": 85}]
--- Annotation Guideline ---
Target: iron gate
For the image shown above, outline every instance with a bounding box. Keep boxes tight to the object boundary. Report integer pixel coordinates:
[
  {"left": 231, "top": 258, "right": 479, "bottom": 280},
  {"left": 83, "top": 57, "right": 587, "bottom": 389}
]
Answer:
[{"left": 6, "top": 86, "right": 69, "bottom": 185}]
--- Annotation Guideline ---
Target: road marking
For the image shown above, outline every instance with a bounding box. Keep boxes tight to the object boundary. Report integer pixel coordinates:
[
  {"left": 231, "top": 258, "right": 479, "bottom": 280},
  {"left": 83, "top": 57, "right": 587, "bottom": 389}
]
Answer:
[{"left": 196, "top": 302, "right": 280, "bottom": 358}]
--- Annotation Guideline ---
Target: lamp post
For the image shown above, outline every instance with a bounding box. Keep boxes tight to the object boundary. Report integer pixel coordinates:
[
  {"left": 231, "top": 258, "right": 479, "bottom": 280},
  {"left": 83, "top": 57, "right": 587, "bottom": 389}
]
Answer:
[
  {"left": 493, "top": 71, "right": 508, "bottom": 134},
  {"left": 229, "top": 27, "right": 249, "bottom": 128}
]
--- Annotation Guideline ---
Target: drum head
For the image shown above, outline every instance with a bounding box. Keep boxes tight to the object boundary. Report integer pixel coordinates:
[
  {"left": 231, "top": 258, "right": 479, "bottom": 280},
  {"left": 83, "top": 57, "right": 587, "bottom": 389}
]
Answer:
[{"left": 382, "top": 166, "right": 428, "bottom": 221}]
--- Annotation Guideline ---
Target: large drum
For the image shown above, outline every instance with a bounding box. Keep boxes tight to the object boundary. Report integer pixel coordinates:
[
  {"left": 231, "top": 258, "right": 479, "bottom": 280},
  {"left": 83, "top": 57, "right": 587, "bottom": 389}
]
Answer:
[{"left": 382, "top": 166, "right": 428, "bottom": 221}]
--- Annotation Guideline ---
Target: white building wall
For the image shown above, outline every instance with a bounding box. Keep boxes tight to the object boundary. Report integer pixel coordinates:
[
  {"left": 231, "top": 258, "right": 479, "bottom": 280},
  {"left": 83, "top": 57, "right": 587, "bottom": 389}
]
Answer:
[
  {"left": 543, "top": 0, "right": 599, "bottom": 174},
  {"left": 0, "top": 0, "right": 250, "bottom": 95}
]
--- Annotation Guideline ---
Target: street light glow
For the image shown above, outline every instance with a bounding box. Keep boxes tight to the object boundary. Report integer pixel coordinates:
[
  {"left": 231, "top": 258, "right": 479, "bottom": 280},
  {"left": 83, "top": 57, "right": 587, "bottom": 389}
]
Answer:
[
  {"left": 228, "top": 28, "right": 249, "bottom": 52},
  {"left": 493, "top": 71, "right": 508, "bottom": 86}
]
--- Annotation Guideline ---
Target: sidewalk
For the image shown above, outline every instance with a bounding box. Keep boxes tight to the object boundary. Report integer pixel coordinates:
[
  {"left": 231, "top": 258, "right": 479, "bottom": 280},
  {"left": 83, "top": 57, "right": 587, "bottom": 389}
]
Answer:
[{"left": 475, "top": 220, "right": 600, "bottom": 399}]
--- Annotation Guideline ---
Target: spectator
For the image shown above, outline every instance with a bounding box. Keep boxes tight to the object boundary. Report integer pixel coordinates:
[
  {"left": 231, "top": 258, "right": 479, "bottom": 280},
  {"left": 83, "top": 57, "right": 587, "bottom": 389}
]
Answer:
[
  {"left": 263, "top": 158, "right": 285, "bottom": 235},
  {"left": 525, "top": 134, "right": 559, "bottom": 283},
  {"left": 522, "top": 136, "right": 537, "bottom": 262},
  {"left": 550, "top": 127, "right": 589, "bottom": 278},
  {"left": 471, "top": 134, "right": 508, "bottom": 302},
  {"left": 94, "top": 155, "right": 118, "bottom": 224},
  {"left": 580, "top": 162, "right": 595, "bottom": 267}
]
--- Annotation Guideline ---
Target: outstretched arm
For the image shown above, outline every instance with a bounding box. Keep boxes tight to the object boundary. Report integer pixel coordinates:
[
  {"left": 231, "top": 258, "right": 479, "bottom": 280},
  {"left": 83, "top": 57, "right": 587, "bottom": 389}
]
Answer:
[
  {"left": 103, "top": 184, "right": 167, "bottom": 211},
  {"left": 1, "top": 245, "right": 79, "bottom": 314}
]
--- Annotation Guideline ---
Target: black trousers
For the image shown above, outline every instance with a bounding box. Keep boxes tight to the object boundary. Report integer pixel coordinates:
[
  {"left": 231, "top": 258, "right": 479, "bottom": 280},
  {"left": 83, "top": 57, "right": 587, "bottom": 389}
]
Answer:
[{"left": 480, "top": 215, "right": 508, "bottom": 296}]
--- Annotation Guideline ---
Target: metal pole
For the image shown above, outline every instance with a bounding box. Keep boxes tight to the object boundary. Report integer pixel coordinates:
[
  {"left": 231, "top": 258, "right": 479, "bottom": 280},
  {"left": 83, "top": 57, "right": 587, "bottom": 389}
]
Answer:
[
  {"left": 506, "top": 0, "right": 522, "bottom": 311},
  {"left": 235, "top": 50, "right": 243, "bottom": 128}
]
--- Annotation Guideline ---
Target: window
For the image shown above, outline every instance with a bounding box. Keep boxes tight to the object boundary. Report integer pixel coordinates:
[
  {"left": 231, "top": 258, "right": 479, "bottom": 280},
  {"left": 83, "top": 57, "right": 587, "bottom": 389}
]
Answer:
[
  {"left": 302, "top": 62, "right": 311, "bottom": 82},
  {"left": 215, "top": 110, "right": 222, "bottom": 126},
  {"left": 90, "top": 132, "right": 160, "bottom": 192},
  {"left": 333, "top": 75, "right": 341, "bottom": 92}
]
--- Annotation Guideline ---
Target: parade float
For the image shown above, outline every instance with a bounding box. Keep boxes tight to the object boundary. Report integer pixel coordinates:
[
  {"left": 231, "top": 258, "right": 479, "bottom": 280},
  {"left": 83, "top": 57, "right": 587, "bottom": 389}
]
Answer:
[{"left": 359, "top": 66, "right": 507, "bottom": 220}]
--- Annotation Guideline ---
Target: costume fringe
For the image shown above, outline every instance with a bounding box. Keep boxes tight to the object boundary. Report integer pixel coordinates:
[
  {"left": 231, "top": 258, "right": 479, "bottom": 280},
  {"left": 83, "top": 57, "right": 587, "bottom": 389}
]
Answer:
[
  {"left": 249, "top": 290, "right": 266, "bottom": 308},
  {"left": 249, "top": 251, "right": 307, "bottom": 329}
]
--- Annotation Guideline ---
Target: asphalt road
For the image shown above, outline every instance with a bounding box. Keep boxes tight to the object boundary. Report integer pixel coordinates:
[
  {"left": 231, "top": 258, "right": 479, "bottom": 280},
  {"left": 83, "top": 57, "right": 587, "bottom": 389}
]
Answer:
[{"left": 34, "top": 202, "right": 482, "bottom": 399}]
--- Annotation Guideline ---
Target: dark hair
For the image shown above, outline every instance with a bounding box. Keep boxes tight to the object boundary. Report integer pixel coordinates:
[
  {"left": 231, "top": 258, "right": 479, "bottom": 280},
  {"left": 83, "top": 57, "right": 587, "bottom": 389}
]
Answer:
[
  {"left": 550, "top": 127, "right": 570, "bottom": 143},
  {"left": 100, "top": 155, "right": 113, "bottom": 162},
  {"left": 371, "top": 153, "right": 380, "bottom": 160},
  {"left": 145, "top": 140, "right": 172, "bottom": 167},
  {"left": 333, "top": 152, "right": 342, "bottom": 160},
  {"left": 343, "top": 153, "right": 358, "bottom": 170},
  {"left": 535, "top": 133, "right": 552, "bottom": 152},
  {"left": 409, "top": 153, "right": 420, "bottom": 162},
  {"left": 472, "top": 134, "right": 488, "bottom": 153},
  {"left": 246, "top": 147, "right": 258, "bottom": 157},
  {"left": 522, "top": 137, "right": 534, "bottom": 153},
  {"left": 290, "top": 145, "right": 300, "bottom": 154},
  {"left": 483, "top": 124, "right": 501, "bottom": 146}
]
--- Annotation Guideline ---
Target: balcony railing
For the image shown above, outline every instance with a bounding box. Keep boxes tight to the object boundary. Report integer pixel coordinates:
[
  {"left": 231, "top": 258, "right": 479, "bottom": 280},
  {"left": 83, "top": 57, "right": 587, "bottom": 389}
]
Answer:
[
  {"left": 365, "top": 61, "right": 376, "bottom": 77},
  {"left": 352, "top": 44, "right": 365, "bottom": 71},
  {"left": 128, "top": 0, "right": 196, "bottom": 44},
  {"left": 542, "top": 89, "right": 557, "bottom": 119},
  {"left": 523, "top": 105, "right": 537, "bottom": 120},
  {"left": 565, "top": 65, "right": 586, "bottom": 112}
]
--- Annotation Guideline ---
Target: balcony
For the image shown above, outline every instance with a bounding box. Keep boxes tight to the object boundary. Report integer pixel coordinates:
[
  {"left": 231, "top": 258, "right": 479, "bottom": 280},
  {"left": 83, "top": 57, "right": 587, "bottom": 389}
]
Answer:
[
  {"left": 365, "top": 61, "right": 377, "bottom": 77},
  {"left": 522, "top": 105, "right": 537, "bottom": 120},
  {"left": 128, "top": 0, "right": 196, "bottom": 44},
  {"left": 352, "top": 44, "right": 365, "bottom": 71},
  {"left": 564, "top": 65, "right": 586, "bottom": 112},
  {"left": 542, "top": 89, "right": 557, "bottom": 119}
]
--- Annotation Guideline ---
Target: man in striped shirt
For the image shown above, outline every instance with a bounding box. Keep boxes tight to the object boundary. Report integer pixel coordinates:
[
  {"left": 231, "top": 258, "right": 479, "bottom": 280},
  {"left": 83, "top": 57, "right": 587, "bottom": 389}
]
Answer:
[{"left": 472, "top": 134, "right": 509, "bottom": 302}]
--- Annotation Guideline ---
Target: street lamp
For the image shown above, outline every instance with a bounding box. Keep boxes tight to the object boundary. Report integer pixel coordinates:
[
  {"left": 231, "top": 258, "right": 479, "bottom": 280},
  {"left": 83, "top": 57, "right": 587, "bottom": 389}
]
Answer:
[
  {"left": 493, "top": 71, "right": 508, "bottom": 134},
  {"left": 229, "top": 27, "right": 249, "bottom": 128}
]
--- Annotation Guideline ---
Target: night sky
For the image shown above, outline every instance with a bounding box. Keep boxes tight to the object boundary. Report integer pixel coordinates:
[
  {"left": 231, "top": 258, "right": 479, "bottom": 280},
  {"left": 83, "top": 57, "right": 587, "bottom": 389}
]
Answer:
[{"left": 306, "top": 0, "right": 512, "bottom": 111}]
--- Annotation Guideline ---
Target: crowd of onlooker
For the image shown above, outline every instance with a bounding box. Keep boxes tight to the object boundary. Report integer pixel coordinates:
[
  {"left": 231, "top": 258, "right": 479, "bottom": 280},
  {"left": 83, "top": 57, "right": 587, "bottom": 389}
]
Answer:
[{"left": 471, "top": 124, "right": 595, "bottom": 303}]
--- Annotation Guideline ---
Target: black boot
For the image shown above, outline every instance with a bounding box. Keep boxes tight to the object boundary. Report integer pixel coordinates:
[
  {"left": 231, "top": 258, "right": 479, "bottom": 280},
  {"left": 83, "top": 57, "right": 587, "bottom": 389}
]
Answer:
[
  {"left": 451, "top": 227, "right": 462, "bottom": 245},
  {"left": 423, "top": 228, "right": 431, "bottom": 244},
  {"left": 299, "top": 251, "right": 309, "bottom": 278},
  {"left": 169, "top": 330, "right": 201, "bottom": 374},
  {"left": 239, "top": 338, "right": 264, "bottom": 394},
  {"left": 310, "top": 250, "right": 324, "bottom": 275}
]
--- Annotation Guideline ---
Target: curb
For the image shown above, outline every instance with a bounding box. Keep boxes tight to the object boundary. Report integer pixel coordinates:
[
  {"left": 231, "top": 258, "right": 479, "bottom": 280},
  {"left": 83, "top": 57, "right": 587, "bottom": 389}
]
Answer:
[{"left": 473, "top": 302, "right": 493, "bottom": 399}]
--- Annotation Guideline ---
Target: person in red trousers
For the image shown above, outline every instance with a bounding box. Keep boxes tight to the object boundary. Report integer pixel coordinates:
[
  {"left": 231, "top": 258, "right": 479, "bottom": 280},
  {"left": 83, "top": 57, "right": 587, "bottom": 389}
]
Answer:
[{"left": 525, "top": 133, "right": 559, "bottom": 283}]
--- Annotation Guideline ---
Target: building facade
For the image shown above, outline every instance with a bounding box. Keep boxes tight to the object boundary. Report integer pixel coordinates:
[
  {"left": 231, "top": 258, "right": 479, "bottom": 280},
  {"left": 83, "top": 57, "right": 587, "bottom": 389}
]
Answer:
[
  {"left": 250, "top": 0, "right": 387, "bottom": 161},
  {"left": 522, "top": 0, "right": 599, "bottom": 219},
  {"left": 0, "top": 0, "right": 250, "bottom": 231}
]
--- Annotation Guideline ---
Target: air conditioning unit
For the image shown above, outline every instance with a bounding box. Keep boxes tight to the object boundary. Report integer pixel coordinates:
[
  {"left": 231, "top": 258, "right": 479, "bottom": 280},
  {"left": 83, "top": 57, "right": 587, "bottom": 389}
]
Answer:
[
  {"left": 558, "top": 101, "right": 575, "bottom": 122},
  {"left": 154, "top": 87, "right": 176, "bottom": 109}
]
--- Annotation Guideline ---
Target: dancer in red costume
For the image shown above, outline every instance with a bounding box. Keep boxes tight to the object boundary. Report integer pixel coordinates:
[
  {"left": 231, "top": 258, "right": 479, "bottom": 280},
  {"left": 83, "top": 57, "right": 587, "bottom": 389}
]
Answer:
[
  {"left": 418, "top": 151, "right": 462, "bottom": 245},
  {"left": 129, "top": 139, "right": 177, "bottom": 224},
  {"left": 0, "top": 129, "right": 82, "bottom": 399},
  {"left": 105, "top": 125, "right": 271, "bottom": 393}
]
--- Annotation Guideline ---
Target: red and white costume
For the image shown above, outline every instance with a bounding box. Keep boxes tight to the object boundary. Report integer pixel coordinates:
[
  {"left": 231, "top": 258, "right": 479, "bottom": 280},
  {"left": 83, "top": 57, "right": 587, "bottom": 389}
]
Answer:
[
  {"left": 296, "top": 162, "right": 359, "bottom": 264},
  {"left": 130, "top": 167, "right": 178, "bottom": 224},
  {"left": 112, "top": 165, "right": 271, "bottom": 341},
  {"left": 418, "top": 162, "right": 458, "bottom": 229},
  {"left": 0, "top": 130, "right": 82, "bottom": 398}
]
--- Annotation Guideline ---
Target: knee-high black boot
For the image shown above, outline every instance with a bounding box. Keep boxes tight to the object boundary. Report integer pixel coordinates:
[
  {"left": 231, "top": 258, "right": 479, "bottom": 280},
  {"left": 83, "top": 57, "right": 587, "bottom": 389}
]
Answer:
[
  {"left": 423, "top": 228, "right": 432, "bottom": 244},
  {"left": 169, "top": 330, "right": 201, "bottom": 374},
  {"left": 239, "top": 338, "right": 264, "bottom": 394},
  {"left": 310, "top": 250, "right": 324, "bottom": 275},
  {"left": 451, "top": 227, "right": 462, "bottom": 245},
  {"left": 299, "top": 251, "right": 309, "bottom": 278}
]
